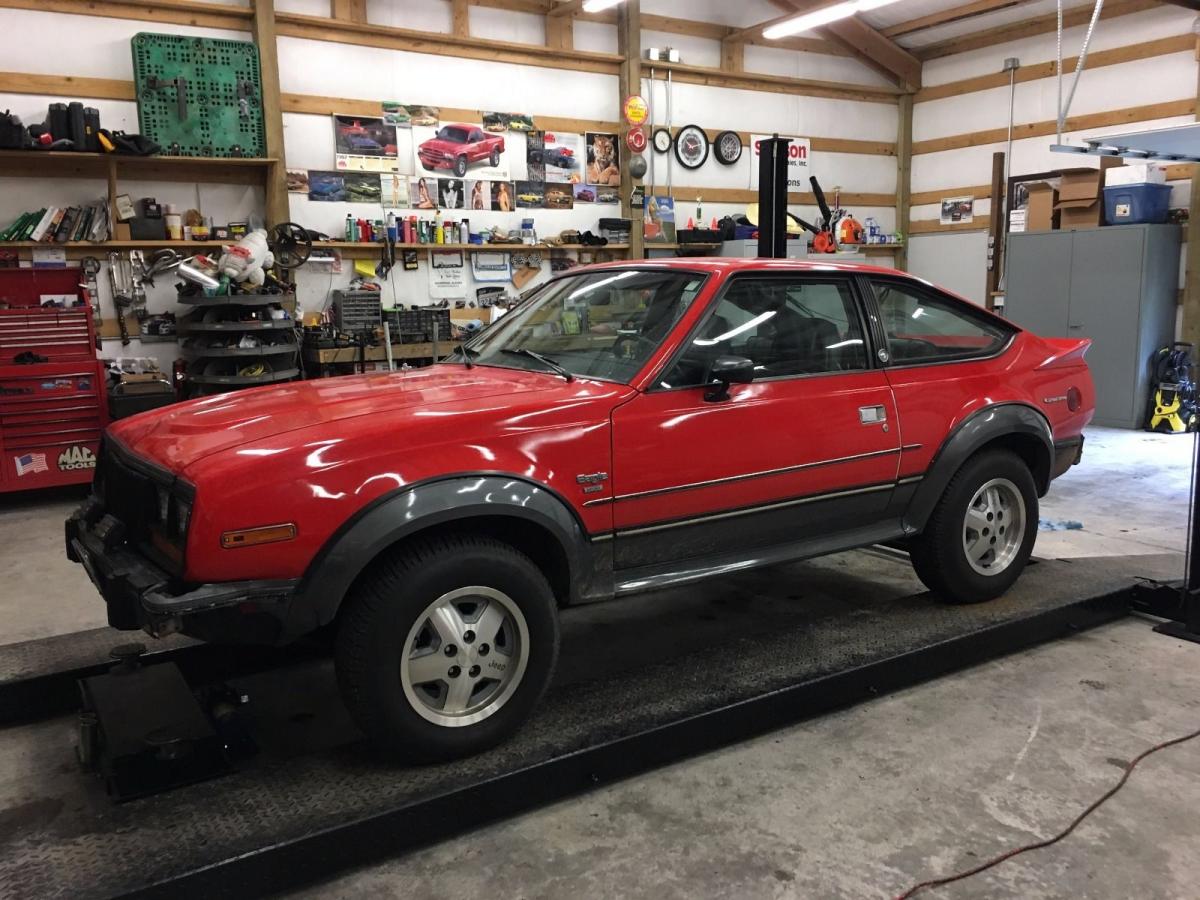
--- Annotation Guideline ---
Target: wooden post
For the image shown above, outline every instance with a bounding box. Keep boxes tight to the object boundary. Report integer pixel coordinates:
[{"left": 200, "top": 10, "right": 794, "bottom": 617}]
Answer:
[
  {"left": 721, "top": 38, "right": 744, "bottom": 73},
  {"left": 546, "top": 15, "right": 573, "bottom": 50},
  {"left": 618, "top": 0, "right": 643, "bottom": 259},
  {"left": 452, "top": 0, "right": 469, "bottom": 37},
  {"left": 985, "top": 150, "right": 1005, "bottom": 309},
  {"left": 894, "top": 92, "right": 913, "bottom": 271},
  {"left": 330, "top": 0, "right": 367, "bottom": 23},
  {"left": 252, "top": 0, "right": 289, "bottom": 229},
  {"left": 1182, "top": 62, "right": 1200, "bottom": 350}
]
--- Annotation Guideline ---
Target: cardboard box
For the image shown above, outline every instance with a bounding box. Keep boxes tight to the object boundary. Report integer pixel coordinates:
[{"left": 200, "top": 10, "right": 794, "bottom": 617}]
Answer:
[
  {"left": 1054, "top": 159, "right": 1119, "bottom": 230},
  {"left": 1024, "top": 183, "right": 1057, "bottom": 232},
  {"left": 1105, "top": 163, "right": 1166, "bottom": 187}
]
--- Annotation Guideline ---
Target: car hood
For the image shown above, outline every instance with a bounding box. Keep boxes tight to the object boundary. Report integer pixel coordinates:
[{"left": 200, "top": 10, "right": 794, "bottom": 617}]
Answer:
[
  {"left": 419, "top": 138, "right": 464, "bottom": 152},
  {"left": 110, "top": 365, "right": 616, "bottom": 474}
]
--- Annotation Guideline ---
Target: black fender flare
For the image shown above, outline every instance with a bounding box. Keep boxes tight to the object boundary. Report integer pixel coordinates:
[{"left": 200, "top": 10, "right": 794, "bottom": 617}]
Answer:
[
  {"left": 284, "top": 474, "right": 597, "bottom": 639},
  {"left": 903, "top": 403, "right": 1053, "bottom": 534}
]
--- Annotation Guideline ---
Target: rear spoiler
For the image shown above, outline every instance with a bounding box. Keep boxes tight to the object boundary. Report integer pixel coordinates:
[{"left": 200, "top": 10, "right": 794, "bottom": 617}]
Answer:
[{"left": 1036, "top": 337, "right": 1091, "bottom": 370}]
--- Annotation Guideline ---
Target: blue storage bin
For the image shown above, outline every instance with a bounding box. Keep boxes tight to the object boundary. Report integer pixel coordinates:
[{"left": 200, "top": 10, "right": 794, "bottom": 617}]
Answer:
[{"left": 1103, "top": 183, "right": 1171, "bottom": 225}]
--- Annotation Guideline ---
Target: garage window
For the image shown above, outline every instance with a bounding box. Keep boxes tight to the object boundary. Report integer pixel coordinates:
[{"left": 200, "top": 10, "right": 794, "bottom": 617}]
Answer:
[{"left": 871, "top": 279, "right": 1013, "bottom": 365}]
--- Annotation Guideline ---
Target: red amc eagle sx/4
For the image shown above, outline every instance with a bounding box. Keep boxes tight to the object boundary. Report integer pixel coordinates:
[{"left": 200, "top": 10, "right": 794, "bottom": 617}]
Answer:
[{"left": 67, "top": 259, "right": 1093, "bottom": 761}]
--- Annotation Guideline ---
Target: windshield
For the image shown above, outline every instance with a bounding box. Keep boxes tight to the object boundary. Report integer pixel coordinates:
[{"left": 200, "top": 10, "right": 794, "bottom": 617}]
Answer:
[
  {"left": 437, "top": 127, "right": 470, "bottom": 143},
  {"left": 458, "top": 269, "right": 708, "bottom": 383}
]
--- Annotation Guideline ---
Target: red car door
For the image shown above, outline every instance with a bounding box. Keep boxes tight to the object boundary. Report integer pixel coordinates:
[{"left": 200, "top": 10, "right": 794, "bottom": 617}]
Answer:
[{"left": 610, "top": 273, "right": 901, "bottom": 570}]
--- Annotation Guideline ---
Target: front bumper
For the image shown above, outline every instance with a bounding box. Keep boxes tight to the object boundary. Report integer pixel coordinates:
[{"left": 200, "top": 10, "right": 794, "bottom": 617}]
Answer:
[{"left": 66, "top": 495, "right": 299, "bottom": 637}]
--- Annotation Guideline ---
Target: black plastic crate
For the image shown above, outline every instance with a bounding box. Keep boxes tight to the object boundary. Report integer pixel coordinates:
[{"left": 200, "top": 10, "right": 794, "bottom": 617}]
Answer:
[{"left": 333, "top": 290, "right": 382, "bottom": 333}]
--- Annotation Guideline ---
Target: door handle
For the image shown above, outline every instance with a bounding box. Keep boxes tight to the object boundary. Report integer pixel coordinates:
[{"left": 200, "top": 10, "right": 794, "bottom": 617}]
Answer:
[{"left": 859, "top": 405, "right": 887, "bottom": 425}]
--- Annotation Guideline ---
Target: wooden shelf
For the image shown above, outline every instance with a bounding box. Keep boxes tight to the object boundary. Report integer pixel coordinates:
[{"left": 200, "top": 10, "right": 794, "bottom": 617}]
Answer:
[
  {"left": 303, "top": 339, "right": 462, "bottom": 365},
  {"left": 861, "top": 244, "right": 904, "bottom": 255},
  {"left": 320, "top": 241, "right": 633, "bottom": 259},
  {"left": 0, "top": 151, "right": 276, "bottom": 185}
]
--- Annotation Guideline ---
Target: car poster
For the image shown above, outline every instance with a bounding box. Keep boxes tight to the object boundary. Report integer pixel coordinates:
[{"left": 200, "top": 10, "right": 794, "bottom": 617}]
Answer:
[
  {"left": 413, "top": 122, "right": 510, "bottom": 182},
  {"left": 543, "top": 184, "right": 574, "bottom": 210},
  {"left": 308, "top": 171, "right": 346, "bottom": 202},
  {"left": 333, "top": 115, "right": 400, "bottom": 173},
  {"left": 940, "top": 196, "right": 974, "bottom": 225},
  {"left": 541, "top": 132, "right": 583, "bottom": 184},
  {"left": 482, "top": 111, "right": 535, "bottom": 133},
  {"left": 343, "top": 172, "right": 383, "bottom": 204},
  {"left": 572, "top": 184, "right": 595, "bottom": 204},
  {"left": 525, "top": 131, "right": 545, "bottom": 183},
  {"left": 381, "top": 103, "right": 440, "bottom": 128},
  {"left": 514, "top": 181, "right": 545, "bottom": 209}
]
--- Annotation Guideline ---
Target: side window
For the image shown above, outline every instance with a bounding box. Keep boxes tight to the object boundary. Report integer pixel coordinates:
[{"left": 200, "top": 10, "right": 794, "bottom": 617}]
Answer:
[
  {"left": 871, "top": 280, "right": 1012, "bottom": 365},
  {"left": 660, "top": 277, "right": 867, "bottom": 389}
]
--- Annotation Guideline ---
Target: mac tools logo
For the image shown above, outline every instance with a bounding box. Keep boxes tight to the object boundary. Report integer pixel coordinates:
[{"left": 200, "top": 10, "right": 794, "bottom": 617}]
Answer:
[{"left": 57, "top": 445, "right": 96, "bottom": 471}]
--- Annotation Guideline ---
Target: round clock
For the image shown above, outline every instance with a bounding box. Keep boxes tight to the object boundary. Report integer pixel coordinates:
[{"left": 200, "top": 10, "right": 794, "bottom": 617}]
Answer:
[
  {"left": 674, "top": 124, "right": 709, "bottom": 169},
  {"left": 652, "top": 128, "right": 673, "bottom": 154},
  {"left": 713, "top": 130, "right": 742, "bottom": 165}
]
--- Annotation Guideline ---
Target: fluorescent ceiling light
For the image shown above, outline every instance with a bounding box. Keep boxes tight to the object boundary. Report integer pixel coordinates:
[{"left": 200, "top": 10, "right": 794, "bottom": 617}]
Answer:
[
  {"left": 582, "top": 0, "right": 625, "bottom": 11},
  {"left": 763, "top": 0, "right": 901, "bottom": 39}
]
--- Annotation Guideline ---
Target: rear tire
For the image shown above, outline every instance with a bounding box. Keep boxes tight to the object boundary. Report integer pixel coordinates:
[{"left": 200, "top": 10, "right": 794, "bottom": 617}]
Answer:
[
  {"left": 910, "top": 449, "right": 1038, "bottom": 604},
  {"left": 335, "top": 534, "right": 559, "bottom": 761}
]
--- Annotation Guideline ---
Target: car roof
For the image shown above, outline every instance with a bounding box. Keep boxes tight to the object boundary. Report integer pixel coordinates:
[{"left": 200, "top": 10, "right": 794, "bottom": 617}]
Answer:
[{"left": 576, "top": 256, "right": 911, "bottom": 279}]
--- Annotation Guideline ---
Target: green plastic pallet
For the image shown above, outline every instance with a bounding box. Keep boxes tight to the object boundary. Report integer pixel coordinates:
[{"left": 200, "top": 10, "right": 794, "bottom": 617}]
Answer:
[{"left": 131, "top": 32, "right": 266, "bottom": 158}]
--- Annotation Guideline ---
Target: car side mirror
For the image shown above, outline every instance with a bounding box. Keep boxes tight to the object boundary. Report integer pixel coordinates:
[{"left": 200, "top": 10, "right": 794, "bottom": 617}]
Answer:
[{"left": 704, "top": 355, "right": 755, "bottom": 402}]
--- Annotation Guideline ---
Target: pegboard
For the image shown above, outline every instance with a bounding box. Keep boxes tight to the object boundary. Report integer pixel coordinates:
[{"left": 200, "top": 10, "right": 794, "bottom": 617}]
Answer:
[{"left": 131, "top": 32, "right": 266, "bottom": 158}]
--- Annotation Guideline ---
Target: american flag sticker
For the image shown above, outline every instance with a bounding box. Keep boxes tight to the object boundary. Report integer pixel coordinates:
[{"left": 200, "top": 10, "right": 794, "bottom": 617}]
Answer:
[{"left": 15, "top": 453, "right": 48, "bottom": 476}]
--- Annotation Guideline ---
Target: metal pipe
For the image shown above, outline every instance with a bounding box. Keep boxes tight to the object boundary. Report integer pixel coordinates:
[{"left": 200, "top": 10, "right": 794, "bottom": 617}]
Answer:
[
  {"left": 648, "top": 66, "right": 656, "bottom": 196},
  {"left": 666, "top": 68, "right": 673, "bottom": 196},
  {"left": 1057, "top": 0, "right": 1105, "bottom": 138},
  {"left": 1056, "top": 0, "right": 1063, "bottom": 143}
]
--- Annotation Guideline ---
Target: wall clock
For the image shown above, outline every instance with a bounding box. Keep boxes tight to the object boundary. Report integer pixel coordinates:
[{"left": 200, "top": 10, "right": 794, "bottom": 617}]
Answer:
[{"left": 674, "top": 124, "right": 709, "bottom": 169}]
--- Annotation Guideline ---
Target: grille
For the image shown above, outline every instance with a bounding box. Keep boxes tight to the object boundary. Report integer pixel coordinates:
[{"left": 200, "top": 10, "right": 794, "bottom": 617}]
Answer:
[{"left": 98, "top": 444, "right": 159, "bottom": 545}]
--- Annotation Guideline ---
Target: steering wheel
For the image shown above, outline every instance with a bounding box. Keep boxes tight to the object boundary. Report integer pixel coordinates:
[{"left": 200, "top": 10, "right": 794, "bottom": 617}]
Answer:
[
  {"left": 611, "top": 333, "right": 655, "bottom": 362},
  {"left": 268, "top": 222, "right": 313, "bottom": 269}
]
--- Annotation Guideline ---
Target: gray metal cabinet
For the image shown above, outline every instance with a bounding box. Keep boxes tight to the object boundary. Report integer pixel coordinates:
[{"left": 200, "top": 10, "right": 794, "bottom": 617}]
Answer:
[{"left": 1005, "top": 224, "right": 1180, "bottom": 428}]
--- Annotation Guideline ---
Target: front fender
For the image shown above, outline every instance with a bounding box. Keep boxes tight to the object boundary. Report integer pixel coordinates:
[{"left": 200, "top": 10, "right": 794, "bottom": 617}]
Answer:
[
  {"left": 904, "top": 403, "right": 1053, "bottom": 534},
  {"left": 284, "top": 474, "right": 604, "bottom": 640}
]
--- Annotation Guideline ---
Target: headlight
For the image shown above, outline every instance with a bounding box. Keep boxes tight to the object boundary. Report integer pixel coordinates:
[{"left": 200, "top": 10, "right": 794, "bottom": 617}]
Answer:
[{"left": 176, "top": 498, "right": 192, "bottom": 538}]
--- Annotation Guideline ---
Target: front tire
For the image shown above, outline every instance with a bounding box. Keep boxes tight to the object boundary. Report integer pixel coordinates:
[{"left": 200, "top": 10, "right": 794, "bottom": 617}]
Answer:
[
  {"left": 335, "top": 534, "right": 559, "bottom": 761},
  {"left": 910, "top": 449, "right": 1038, "bottom": 604},
  {"left": 454, "top": 155, "right": 468, "bottom": 177}
]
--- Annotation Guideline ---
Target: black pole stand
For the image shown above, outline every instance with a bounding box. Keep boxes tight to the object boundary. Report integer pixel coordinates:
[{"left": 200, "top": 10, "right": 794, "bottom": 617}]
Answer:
[
  {"left": 756, "top": 134, "right": 789, "bottom": 259},
  {"left": 1130, "top": 431, "right": 1200, "bottom": 644}
]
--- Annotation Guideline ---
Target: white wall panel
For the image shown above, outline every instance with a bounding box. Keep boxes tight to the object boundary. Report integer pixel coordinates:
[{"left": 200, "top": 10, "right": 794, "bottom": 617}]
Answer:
[
  {"left": 908, "top": 231, "right": 990, "bottom": 304},
  {"left": 921, "top": 5, "right": 1195, "bottom": 85}
]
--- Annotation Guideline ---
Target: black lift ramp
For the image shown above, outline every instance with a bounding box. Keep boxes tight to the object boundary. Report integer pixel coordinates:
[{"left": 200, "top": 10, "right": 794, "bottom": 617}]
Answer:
[{"left": 0, "top": 550, "right": 1180, "bottom": 900}]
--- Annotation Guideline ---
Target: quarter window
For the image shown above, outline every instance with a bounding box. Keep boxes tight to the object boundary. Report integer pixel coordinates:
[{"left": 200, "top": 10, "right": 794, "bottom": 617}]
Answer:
[
  {"left": 660, "top": 277, "right": 867, "bottom": 389},
  {"left": 871, "top": 280, "right": 1012, "bottom": 364}
]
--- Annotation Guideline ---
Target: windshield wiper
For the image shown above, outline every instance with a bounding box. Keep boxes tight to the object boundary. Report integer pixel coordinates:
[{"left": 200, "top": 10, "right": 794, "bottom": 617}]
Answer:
[
  {"left": 501, "top": 348, "right": 574, "bottom": 382},
  {"left": 450, "top": 344, "right": 478, "bottom": 369}
]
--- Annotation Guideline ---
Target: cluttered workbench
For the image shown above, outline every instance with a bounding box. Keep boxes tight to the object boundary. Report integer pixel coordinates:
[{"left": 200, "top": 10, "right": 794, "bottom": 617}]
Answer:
[{"left": 302, "top": 338, "right": 461, "bottom": 367}]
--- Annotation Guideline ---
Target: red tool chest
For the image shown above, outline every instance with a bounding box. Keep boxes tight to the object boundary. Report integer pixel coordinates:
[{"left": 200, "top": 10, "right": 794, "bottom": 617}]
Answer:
[{"left": 0, "top": 268, "right": 108, "bottom": 493}]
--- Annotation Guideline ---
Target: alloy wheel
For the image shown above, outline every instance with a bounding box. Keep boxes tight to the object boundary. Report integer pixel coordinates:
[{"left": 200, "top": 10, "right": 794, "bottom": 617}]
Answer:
[
  {"left": 400, "top": 586, "right": 530, "bottom": 727},
  {"left": 962, "top": 477, "right": 1026, "bottom": 576}
]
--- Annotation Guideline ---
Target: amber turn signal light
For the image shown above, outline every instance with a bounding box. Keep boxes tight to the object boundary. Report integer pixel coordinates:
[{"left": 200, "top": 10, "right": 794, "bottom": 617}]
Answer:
[{"left": 221, "top": 523, "right": 297, "bottom": 549}]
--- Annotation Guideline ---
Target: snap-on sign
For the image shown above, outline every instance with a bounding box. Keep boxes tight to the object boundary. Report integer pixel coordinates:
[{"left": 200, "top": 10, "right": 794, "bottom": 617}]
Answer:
[{"left": 749, "top": 134, "right": 813, "bottom": 191}]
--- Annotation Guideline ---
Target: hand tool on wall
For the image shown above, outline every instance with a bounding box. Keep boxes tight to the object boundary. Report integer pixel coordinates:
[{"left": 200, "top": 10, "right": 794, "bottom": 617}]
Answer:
[
  {"left": 107, "top": 251, "right": 132, "bottom": 346},
  {"left": 79, "top": 256, "right": 102, "bottom": 330}
]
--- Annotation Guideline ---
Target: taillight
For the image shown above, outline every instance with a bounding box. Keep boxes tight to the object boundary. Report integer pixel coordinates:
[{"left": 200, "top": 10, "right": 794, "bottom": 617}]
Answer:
[{"left": 1067, "top": 387, "right": 1082, "bottom": 412}]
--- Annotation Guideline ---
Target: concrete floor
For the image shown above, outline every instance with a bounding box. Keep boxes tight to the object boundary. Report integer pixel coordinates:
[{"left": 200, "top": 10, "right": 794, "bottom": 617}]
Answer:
[
  {"left": 0, "top": 425, "right": 1196, "bottom": 899},
  {"left": 292, "top": 616, "right": 1200, "bottom": 900}
]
